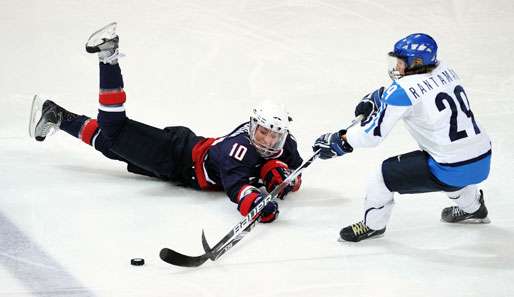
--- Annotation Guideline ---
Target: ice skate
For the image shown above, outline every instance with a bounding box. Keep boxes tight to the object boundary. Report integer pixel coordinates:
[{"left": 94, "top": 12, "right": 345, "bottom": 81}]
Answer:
[
  {"left": 29, "top": 95, "right": 62, "bottom": 141},
  {"left": 85, "top": 22, "right": 123, "bottom": 64},
  {"left": 441, "top": 190, "right": 490, "bottom": 224},
  {"left": 338, "top": 221, "right": 385, "bottom": 242}
]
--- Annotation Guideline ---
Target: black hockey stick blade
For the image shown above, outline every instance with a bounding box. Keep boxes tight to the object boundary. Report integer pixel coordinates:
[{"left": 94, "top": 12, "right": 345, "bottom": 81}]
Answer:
[
  {"left": 201, "top": 229, "right": 216, "bottom": 260},
  {"left": 159, "top": 247, "right": 210, "bottom": 267}
]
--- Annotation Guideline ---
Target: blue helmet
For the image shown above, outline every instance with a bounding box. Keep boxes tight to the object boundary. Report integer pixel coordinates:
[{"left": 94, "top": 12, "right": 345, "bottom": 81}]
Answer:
[{"left": 389, "top": 33, "right": 438, "bottom": 69}]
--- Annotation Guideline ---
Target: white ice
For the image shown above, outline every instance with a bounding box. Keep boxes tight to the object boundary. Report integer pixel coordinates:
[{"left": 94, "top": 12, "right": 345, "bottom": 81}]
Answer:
[{"left": 1, "top": 1, "right": 514, "bottom": 296}]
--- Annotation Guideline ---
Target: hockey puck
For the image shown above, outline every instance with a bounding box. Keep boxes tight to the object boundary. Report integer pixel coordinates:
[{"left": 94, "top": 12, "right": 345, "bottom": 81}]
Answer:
[{"left": 131, "top": 258, "right": 145, "bottom": 266}]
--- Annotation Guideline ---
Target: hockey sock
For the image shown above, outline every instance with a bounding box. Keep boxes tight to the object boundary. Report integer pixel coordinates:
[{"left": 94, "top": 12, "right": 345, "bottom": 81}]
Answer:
[
  {"left": 66, "top": 116, "right": 123, "bottom": 160},
  {"left": 363, "top": 165, "right": 394, "bottom": 230},
  {"left": 60, "top": 114, "right": 112, "bottom": 154},
  {"left": 54, "top": 104, "right": 112, "bottom": 151},
  {"left": 97, "top": 62, "right": 127, "bottom": 138},
  {"left": 59, "top": 113, "right": 88, "bottom": 138},
  {"left": 99, "top": 62, "right": 124, "bottom": 90},
  {"left": 446, "top": 185, "right": 480, "bottom": 213},
  {"left": 80, "top": 119, "right": 100, "bottom": 145}
]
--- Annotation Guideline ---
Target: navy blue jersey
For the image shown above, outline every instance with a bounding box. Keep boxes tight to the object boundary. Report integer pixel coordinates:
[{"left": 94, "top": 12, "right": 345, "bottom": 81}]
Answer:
[{"left": 204, "top": 122, "right": 302, "bottom": 202}]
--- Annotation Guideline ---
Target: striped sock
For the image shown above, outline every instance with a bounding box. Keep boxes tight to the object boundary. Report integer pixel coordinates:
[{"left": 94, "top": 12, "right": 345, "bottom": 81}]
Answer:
[{"left": 79, "top": 119, "right": 100, "bottom": 146}]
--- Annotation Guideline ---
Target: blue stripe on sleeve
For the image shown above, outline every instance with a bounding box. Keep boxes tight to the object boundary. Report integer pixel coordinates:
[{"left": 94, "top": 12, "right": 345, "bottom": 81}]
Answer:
[{"left": 383, "top": 82, "right": 412, "bottom": 106}]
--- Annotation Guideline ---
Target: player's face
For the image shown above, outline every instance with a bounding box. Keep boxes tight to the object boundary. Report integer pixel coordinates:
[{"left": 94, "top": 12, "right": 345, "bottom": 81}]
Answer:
[
  {"left": 388, "top": 55, "right": 407, "bottom": 80},
  {"left": 395, "top": 58, "right": 406, "bottom": 75},
  {"left": 254, "top": 125, "right": 280, "bottom": 148}
]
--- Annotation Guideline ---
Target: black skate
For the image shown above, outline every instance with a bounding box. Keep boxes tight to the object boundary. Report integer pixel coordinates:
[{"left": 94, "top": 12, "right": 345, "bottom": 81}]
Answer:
[
  {"left": 339, "top": 221, "right": 386, "bottom": 242},
  {"left": 85, "top": 22, "right": 123, "bottom": 64},
  {"left": 29, "top": 95, "right": 62, "bottom": 141},
  {"left": 441, "top": 190, "right": 490, "bottom": 224}
]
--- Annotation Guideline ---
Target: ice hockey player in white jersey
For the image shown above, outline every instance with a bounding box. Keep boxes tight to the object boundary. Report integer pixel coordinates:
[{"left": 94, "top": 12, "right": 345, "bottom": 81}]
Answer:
[{"left": 313, "top": 33, "right": 492, "bottom": 242}]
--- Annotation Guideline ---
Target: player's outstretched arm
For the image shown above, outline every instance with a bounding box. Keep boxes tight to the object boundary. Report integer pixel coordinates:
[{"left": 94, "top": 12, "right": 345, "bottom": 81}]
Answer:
[
  {"left": 311, "top": 113, "right": 367, "bottom": 160},
  {"left": 312, "top": 131, "right": 354, "bottom": 160}
]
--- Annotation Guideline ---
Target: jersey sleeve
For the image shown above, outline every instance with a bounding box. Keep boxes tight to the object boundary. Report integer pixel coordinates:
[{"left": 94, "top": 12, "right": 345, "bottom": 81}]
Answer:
[{"left": 346, "top": 82, "right": 412, "bottom": 148}]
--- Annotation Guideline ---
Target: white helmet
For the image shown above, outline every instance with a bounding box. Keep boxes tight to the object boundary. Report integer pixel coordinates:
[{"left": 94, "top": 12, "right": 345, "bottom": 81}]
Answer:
[{"left": 249, "top": 101, "right": 291, "bottom": 158}]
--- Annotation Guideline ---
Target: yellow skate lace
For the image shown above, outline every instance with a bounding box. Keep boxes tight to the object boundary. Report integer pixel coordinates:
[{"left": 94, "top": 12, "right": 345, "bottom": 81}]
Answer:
[{"left": 351, "top": 222, "right": 370, "bottom": 236}]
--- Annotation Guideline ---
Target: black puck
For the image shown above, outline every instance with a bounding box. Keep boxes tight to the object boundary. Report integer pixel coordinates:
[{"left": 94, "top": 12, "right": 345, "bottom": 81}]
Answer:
[{"left": 131, "top": 258, "right": 145, "bottom": 266}]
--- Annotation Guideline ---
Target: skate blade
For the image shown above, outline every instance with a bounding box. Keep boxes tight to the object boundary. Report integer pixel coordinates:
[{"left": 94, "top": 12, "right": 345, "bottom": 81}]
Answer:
[
  {"left": 460, "top": 217, "right": 491, "bottom": 224},
  {"left": 441, "top": 217, "right": 491, "bottom": 224},
  {"left": 86, "top": 22, "right": 117, "bottom": 48},
  {"left": 28, "top": 94, "right": 43, "bottom": 138},
  {"left": 337, "top": 233, "right": 385, "bottom": 243}
]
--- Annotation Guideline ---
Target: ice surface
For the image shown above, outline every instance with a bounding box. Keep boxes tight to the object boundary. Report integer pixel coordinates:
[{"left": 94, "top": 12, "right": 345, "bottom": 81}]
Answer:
[{"left": 1, "top": 0, "right": 514, "bottom": 296}]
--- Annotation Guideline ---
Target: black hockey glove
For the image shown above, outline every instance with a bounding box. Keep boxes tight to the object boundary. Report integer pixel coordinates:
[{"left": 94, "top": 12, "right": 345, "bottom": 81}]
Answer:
[
  {"left": 354, "top": 86, "right": 385, "bottom": 119},
  {"left": 312, "top": 130, "right": 353, "bottom": 160}
]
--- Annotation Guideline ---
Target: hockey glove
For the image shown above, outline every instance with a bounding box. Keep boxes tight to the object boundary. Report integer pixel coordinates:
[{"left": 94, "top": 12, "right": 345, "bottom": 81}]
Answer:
[
  {"left": 354, "top": 87, "right": 384, "bottom": 119},
  {"left": 313, "top": 130, "right": 353, "bottom": 159},
  {"left": 237, "top": 185, "right": 279, "bottom": 223},
  {"left": 260, "top": 160, "right": 301, "bottom": 199}
]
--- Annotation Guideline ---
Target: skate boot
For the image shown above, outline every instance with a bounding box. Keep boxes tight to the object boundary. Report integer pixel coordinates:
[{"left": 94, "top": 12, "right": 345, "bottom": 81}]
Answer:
[
  {"left": 339, "top": 221, "right": 386, "bottom": 242},
  {"left": 29, "top": 95, "right": 63, "bottom": 141},
  {"left": 85, "top": 22, "right": 123, "bottom": 64},
  {"left": 441, "top": 190, "right": 490, "bottom": 223}
]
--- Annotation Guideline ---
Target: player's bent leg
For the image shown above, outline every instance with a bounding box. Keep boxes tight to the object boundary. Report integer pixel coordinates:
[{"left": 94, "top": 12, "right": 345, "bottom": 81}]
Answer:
[
  {"left": 442, "top": 186, "right": 490, "bottom": 224},
  {"left": 339, "top": 150, "right": 467, "bottom": 242},
  {"left": 381, "top": 151, "right": 462, "bottom": 195},
  {"left": 29, "top": 95, "right": 127, "bottom": 161},
  {"left": 86, "top": 22, "right": 127, "bottom": 139},
  {"left": 85, "top": 24, "right": 201, "bottom": 182},
  {"left": 339, "top": 165, "right": 390, "bottom": 242}
]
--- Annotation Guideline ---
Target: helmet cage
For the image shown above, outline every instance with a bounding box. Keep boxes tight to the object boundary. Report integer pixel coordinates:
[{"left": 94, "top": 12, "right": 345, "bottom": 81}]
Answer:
[
  {"left": 388, "top": 52, "right": 439, "bottom": 80},
  {"left": 249, "top": 105, "right": 290, "bottom": 158}
]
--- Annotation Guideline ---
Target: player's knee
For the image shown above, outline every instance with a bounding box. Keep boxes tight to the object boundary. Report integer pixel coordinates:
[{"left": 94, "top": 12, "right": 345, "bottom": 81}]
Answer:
[
  {"left": 367, "top": 165, "right": 390, "bottom": 193},
  {"left": 365, "top": 165, "right": 393, "bottom": 205},
  {"left": 97, "top": 110, "right": 127, "bottom": 138}
]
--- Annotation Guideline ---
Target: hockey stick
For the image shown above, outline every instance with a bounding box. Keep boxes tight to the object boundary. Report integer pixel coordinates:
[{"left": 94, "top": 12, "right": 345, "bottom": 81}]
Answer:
[
  {"left": 160, "top": 152, "right": 317, "bottom": 267},
  {"left": 160, "top": 115, "right": 364, "bottom": 267}
]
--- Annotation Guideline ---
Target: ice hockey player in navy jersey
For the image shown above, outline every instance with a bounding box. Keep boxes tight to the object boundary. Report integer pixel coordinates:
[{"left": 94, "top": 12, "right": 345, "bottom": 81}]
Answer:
[
  {"left": 313, "top": 33, "right": 491, "bottom": 242},
  {"left": 29, "top": 23, "right": 303, "bottom": 223}
]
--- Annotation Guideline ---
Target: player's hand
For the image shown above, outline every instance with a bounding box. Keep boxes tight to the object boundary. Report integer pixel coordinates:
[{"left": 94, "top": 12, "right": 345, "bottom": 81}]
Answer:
[
  {"left": 260, "top": 160, "right": 301, "bottom": 199},
  {"left": 355, "top": 87, "right": 384, "bottom": 119},
  {"left": 312, "top": 130, "right": 353, "bottom": 159},
  {"left": 237, "top": 186, "right": 280, "bottom": 223},
  {"left": 256, "top": 199, "right": 279, "bottom": 223}
]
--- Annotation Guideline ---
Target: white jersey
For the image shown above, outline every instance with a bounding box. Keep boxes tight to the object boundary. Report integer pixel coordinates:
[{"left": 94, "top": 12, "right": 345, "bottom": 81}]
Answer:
[{"left": 346, "top": 62, "right": 491, "bottom": 164}]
